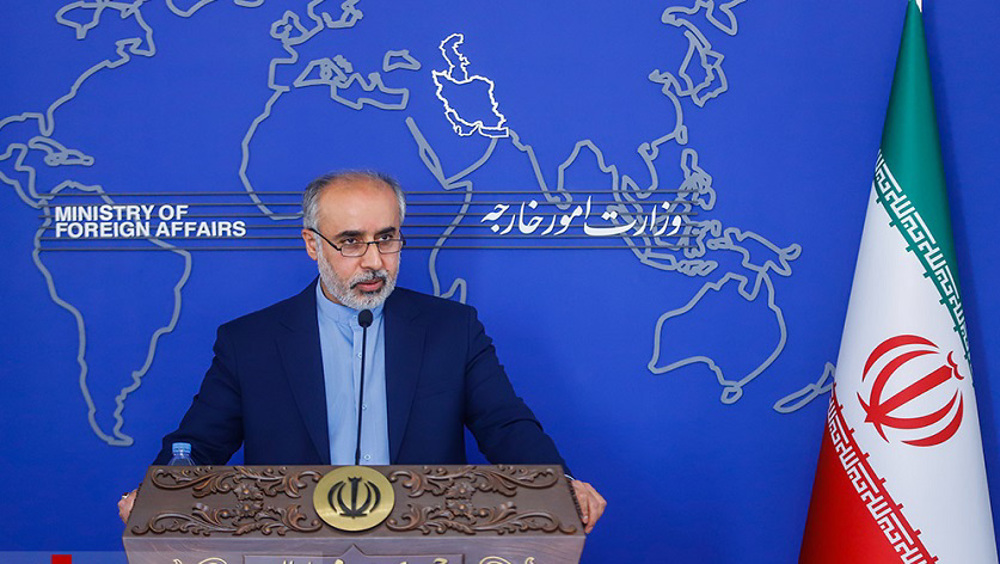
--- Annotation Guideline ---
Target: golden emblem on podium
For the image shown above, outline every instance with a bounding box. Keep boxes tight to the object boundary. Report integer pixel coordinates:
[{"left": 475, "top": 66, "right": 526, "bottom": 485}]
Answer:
[{"left": 313, "top": 466, "right": 395, "bottom": 531}]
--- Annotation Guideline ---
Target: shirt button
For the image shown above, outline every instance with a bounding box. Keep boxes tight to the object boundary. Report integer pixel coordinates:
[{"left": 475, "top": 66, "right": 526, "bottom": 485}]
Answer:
[
  {"left": 357, "top": 353, "right": 362, "bottom": 358},
  {"left": 362, "top": 404, "right": 367, "bottom": 410},
  {"left": 364, "top": 454, "right": 371, "bottom": 461}
]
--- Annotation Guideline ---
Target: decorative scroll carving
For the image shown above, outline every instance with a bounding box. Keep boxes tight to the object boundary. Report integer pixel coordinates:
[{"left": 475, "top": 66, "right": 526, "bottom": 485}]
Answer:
[
  {"left": 133, "top": 466, "right": 323, "bottom": 536},
  {"left": 388, "top": 465, "right": 560, "bottom": 498},
  {"left": 134, "top": 501, "right": 321, "bottom": 536},
  {"left": 149, "top": 466, "right": 322, "bottom": 498},
  {"left": 386, "top": 466, "right": 575, "bottom": 536},
  {"left": 387, "top": 501, "right": 575, "bottom": 535}
]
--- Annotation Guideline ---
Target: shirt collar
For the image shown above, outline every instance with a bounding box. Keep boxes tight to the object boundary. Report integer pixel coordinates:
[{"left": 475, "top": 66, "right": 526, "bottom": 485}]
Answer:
[{"left": 315, "top": 280, "right": 384, "bottom": 329}]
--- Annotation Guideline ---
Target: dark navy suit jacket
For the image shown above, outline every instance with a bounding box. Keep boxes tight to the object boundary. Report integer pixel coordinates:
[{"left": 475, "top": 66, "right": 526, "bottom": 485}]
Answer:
[{"left": 154, "top": 280, "right": 567, "bottom": 470}]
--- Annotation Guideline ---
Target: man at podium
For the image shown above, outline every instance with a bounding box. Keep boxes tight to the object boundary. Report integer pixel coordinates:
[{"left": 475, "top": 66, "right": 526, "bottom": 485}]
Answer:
[{"left": 119, "top": 170, "right": 605, "bottom": 533}]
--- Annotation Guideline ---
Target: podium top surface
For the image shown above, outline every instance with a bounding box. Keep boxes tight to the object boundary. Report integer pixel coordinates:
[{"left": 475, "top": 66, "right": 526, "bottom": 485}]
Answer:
[{"left": 125, "top": 464, "right": 584, "bottom": 541}]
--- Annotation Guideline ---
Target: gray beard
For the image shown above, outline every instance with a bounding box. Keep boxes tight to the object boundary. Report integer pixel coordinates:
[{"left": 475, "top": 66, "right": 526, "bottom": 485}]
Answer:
[{"left": 316, "top": 245, "right": 397, "bottom": 310}]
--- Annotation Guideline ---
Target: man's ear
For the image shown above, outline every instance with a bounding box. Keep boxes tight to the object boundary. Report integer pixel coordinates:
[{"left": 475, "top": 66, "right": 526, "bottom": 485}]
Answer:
[{"left": 302, "top": 228, "right": 319, "bottom": 261}]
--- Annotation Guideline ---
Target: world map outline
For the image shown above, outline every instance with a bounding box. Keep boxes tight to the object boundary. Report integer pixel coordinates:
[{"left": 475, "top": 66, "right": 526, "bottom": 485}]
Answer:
[{"left": 0, "top": 0, "right": 834, "bottom": 447}]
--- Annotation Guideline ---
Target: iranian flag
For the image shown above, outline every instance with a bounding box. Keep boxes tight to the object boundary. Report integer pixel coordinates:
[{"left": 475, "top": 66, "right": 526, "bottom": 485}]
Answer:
[{"left": 799, "top": 1, "right": 997, "bottom": 563}]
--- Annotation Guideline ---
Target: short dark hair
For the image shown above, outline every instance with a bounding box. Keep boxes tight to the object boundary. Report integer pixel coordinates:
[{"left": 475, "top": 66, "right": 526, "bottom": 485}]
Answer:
[{"left": 302, "top": 170, "right": 406, "bottom": 229}]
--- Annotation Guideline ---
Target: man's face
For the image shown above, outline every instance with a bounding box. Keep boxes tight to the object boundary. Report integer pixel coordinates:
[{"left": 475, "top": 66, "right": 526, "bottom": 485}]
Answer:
[{"left": 302, "top": 178, "right": 401, "bottom": 310}]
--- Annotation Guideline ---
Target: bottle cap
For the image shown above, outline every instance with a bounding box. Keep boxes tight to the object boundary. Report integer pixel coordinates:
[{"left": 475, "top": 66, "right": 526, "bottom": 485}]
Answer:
[{"left": 172, "top": 442, "right": 192, "bottom": 454}]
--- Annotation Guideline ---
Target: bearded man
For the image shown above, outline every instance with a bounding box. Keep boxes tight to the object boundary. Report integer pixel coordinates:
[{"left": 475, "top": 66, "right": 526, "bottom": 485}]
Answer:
[{"left": 118, "top": 170, "right": 605, "bottom": 532}]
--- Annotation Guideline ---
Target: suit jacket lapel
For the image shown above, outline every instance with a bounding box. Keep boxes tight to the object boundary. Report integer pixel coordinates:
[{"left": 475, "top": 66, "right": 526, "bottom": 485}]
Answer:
[
  {"left": 385, "top": 289, "right": 426, "bottom": 463},
  {"left": 276, "top": 279, "right": 331, "bottom": 464}
]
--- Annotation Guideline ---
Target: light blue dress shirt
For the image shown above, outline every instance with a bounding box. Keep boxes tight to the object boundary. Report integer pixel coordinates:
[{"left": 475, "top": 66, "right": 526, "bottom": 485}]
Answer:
[{"left": 315, "top": 283, "right": 391, "bottom": 465}]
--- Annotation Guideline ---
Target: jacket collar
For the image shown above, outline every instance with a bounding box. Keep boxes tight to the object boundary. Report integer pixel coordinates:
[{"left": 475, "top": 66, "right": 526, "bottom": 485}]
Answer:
[
  {"left": 276, "top": 279, "right": 331, "bottom": 464},
  {"left": 384, "top": 288, "right": 426, "bottom": 463}
]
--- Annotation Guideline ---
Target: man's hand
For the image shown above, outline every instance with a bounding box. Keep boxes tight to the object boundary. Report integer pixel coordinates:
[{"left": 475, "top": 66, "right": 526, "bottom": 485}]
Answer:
[
  {"left": 118, "top": 489, "right": 137, "bottom": 524},
  {"left": 570, "top": 479, "right": 606, "bottom": 534}
]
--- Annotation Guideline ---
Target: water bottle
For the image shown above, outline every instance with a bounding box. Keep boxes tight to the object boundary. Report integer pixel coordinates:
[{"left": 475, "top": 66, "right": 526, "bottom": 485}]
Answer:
[{"left": 167, "top": 442, "right": 196, "bottom": 466}]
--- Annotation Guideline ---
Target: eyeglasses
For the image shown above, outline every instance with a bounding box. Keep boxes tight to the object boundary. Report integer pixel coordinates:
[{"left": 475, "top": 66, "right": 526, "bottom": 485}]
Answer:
[{"left": 308, "top": 227, "right": 405, "bottom": 257}]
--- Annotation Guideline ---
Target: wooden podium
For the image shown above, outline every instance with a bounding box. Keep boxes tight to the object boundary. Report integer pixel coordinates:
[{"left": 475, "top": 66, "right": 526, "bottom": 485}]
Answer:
[{"left": 124, "top": 465, "right": 585, "bottom": 564}]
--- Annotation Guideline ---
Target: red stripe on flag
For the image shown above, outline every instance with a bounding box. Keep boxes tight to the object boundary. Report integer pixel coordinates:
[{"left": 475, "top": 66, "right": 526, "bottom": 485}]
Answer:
[
  {"left": 51, "top": 556, "right": 72, "bottom": 564},
  {"left": 800, "top": 389, "right": 937, "bottom": 563}
]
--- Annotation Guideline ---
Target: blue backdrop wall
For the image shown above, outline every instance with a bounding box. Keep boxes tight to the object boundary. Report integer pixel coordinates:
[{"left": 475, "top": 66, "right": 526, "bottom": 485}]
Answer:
[{"left": 2, "top": 1, "right": 999, "bottom": 562}]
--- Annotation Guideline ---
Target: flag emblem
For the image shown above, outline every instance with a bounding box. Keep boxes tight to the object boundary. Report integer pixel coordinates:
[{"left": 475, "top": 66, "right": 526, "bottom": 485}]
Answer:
[{"left": 858, "top": 334, "right": 964, "bottom": 447}]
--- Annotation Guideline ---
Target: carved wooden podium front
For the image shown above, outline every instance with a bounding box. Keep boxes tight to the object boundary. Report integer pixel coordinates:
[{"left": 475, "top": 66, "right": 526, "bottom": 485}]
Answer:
[{"left": 124, "top": 465, "right": 585, "bottom": 564}]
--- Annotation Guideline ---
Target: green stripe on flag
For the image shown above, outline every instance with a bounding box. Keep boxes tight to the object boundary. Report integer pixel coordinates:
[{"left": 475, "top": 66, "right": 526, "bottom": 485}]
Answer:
[
  {"left": 874, "top": 153, "right": 969, "bottom": 357},
  {"left": 877, "top": 0, "right": 967, "bottom": 353}
]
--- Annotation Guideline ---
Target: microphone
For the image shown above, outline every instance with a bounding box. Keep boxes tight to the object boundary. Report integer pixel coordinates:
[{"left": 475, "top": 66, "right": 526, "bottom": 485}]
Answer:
[
  {"left": 355, "top": 309, "right": 373, "bottom": 465},
  {"left": 358, "top": 309, "right": 373, "bottom": 328}
]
